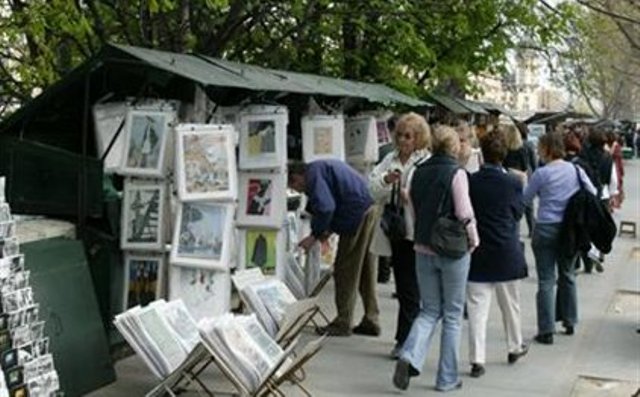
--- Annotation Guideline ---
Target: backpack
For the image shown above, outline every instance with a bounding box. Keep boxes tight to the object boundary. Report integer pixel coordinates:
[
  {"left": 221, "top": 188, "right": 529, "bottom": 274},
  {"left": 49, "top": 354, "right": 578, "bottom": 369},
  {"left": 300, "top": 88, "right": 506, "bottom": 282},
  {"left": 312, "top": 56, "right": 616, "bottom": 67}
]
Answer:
[{"left": 560, "top": 165, "right": 617, "bottom": 257}]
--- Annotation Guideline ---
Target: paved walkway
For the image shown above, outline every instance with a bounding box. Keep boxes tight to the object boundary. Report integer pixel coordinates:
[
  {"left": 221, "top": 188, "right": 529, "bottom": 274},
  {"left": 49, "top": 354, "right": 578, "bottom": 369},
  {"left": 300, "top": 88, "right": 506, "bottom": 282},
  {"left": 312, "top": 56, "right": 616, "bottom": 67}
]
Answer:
[{"left": 90, "top": 159, "right": 640, "bottom": 397}]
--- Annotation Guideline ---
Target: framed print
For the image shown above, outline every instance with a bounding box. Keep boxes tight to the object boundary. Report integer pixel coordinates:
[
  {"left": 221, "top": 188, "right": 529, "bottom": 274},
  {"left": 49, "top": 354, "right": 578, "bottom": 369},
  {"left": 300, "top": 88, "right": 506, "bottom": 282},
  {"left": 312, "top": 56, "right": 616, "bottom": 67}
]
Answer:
[
  {"left": 0, "top": 221, "right": 15, "bottom": 240},
  {"left": 238, "top": 108, "right": 288, "bottom": 170},
  {"left": 170, "top": 202, "right": 234, "bottom": 269},
  {"left": 0, "top": 203, "right": 11, "bottom": 222},
  {"left": 93, "top": 102, "right": 127, "bottom": 173},
  {"left": 301, "top": 115, "right": 345, "bottom": 162},
  {"left": 238, "top": 228, "right": 286, "bottom": 277},
  {"left": 120, "top": 181, "right": 165, "bottom": 250},
  {"left": 121, "top": 108, "right": 175, "bottom": 177},
  {"left": 175, "top": 124, "right": 237, "bottom": 201},
  {"left": 376, "top": 118, "right": 392, "bottom": 145},
  {"left": 122, "top": 253, "right": 164, "bottom": 310},
  {"left": 168, "top": 266, "right": 230, "bottom": 321},
  {"left": 345, "top": 116, "right": 378, "bottom": 163},
  {"left": 236, "top": 172, "right": 286, "bottom": 228},
  {"left": 0, "top": 177, "right": 5, "bottom": 204},
  {"left": 0, "top": 238, "right": 19, "bottom": 259}
]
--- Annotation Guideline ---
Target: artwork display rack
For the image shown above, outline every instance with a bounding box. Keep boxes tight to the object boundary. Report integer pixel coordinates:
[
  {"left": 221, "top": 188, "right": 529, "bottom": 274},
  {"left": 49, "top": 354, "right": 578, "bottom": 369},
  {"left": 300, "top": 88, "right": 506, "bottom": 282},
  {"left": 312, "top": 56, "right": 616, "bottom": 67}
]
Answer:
[{"left": 0, "top": 198, "right": 62, "bottom": 397}]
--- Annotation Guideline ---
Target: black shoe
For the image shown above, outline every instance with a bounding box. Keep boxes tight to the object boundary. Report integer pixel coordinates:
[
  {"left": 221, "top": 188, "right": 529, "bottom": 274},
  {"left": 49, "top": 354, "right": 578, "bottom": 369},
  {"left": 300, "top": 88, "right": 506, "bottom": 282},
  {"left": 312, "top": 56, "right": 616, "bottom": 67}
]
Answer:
[
  {"left": 470, "top": 363, "right": 485, "bottom": 378},
  {"left": 564, "top": 325, "right": 575, "bottom": 335},
  {"left": 534, "top": 333, "right": 553, "bottom": 345},
  {"left": 393, "top": 359, "right": 411, "bottom": 390},
  {"left": 508, "top": 344, "right": 529, "bottom": 364},
  {"left": 352, "top": 321, "right": 381, "bottom": 336},
  {"left": 595, "top": 261, "right": 604, "bottom": 273},
  {"left": 316, "top": 323, "right": 352, "bottom": 337}
]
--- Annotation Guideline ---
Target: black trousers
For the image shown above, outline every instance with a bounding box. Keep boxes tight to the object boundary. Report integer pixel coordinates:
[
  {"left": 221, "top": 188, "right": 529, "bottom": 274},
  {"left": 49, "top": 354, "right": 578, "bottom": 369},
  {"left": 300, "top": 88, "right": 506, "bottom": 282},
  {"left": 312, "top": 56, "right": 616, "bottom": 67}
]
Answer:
[
  {"left": 524, "top": 204, "right": 535, "bottom": 237},
  {"left": 391, "top": 238, "right": 420, "bottom": 345}
]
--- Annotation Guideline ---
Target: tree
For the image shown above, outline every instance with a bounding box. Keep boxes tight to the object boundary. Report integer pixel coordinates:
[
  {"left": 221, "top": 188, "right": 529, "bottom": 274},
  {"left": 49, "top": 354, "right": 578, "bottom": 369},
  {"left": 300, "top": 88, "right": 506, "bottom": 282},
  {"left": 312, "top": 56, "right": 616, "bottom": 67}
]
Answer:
[
  {"left": 555, "top": 1, "right": 640, "bottom": 118},
  {"left": 0, "top": 0, "right": 576, "bottom": 119}
]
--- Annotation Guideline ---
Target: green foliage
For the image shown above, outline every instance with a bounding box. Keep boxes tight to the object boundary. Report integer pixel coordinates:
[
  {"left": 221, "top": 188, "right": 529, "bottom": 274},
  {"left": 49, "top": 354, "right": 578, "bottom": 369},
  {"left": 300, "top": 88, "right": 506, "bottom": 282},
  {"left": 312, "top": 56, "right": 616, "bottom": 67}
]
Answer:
[
  {"left": 0, "top": 0, "right": 576, "bottom": 117},
  {"left": 556, "top": 1, "right": 640, "bottom": 118}
]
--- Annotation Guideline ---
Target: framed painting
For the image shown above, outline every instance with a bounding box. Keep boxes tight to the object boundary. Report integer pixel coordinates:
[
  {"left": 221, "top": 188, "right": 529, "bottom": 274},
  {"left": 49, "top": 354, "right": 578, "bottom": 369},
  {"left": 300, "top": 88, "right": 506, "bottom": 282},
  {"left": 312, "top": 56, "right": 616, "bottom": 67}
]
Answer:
[
  {"left": 120, "top": 180, "right": 165, "bottom": 251},
  {"left": 175, "top": 124, "right": 237, "bottom": 202},
  {"left": 170, "top": 202, "right": 234, "bottom": 269},
  {"left": 236, "top": 172, "right": 286, "bottom": 228},
  {"left": 120, "top": 108, "right": 176, "bottom": 177},
  {"left": 238, "top": 108, "right": 288, "bottom": 170},
  {"left": 301, "top": 115, "right": 345, "bottom": 162},
  {"left": 122, "top": 253, "right": 164, "bottom": 310},
  {"left": 168, "top": 266, "right": 230, "bottom": 321},
  {"left": 345, "top": 116, "right": 378, "bottom": 163},
  {"left": 238, "top": 228, "right": 286, "bottom": 277}
]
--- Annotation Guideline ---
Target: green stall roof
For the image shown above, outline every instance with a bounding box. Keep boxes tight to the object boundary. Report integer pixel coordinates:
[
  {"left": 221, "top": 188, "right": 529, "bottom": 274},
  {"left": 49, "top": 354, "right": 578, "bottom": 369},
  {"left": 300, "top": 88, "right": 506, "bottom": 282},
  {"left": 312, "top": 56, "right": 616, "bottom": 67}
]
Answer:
[
  {"left": 427, "top": 93, "right": 471, "bottom": 114},
  {"left": 455, "top": 98, "right": 489, "bottom": 115}
]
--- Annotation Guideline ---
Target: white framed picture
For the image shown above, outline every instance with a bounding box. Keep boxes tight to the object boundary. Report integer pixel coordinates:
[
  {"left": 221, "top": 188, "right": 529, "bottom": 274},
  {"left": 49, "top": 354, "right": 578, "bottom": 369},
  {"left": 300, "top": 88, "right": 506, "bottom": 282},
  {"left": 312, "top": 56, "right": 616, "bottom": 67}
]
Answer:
[
  {"left": 301, "top": 115, "right": 345, "bottom": 162},
  {"left": 238, "top": 108, "right": 288, "bottom": 170},
  {"left": 175, "top": 124, "right": 238, "bottom": 202},
  {"left": 236, "top": 172, "right": 286, "bottom": 228},
  {"left": 345, "top": 116, "right": 378, "bottom": 163},
  {"left": 168, "top": 266, "right": 230, "bottom": 321},
  {"left": 170, "top": 202, "right": 234, "bottom": 269},
  {"left": 238, "top": 228, "right": 286, "bottom": 278},
  {"left": 122, "top": 253, "right": 164, "bottom": 311},
  {"left": 120, "top": 180, "right": 165, "bottom": 251},
  {"left": 121, "top": 108, "right": 176, "bottom": 177},
  {"left": 93, "top": 102, "right": 127, "bottom": 173}
]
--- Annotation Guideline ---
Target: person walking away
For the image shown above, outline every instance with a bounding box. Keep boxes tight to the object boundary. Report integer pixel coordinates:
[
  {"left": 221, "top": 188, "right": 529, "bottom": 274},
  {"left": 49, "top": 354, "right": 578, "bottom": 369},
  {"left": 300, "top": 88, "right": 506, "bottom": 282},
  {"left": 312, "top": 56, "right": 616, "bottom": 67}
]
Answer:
[
  {"left": 392, "top": 126, "right": 479, "bottom": 392},
  {"left": 524, "top": 132, "right": 596, "bottom": 344},
  {"left": 579, "top": 128, "right": 618, "bottom": 272},
  {"left": 288, "top": 160, "right": 379, "bottom": 336},
  {"left": 369, "top": 112, "right": 431, "bottom": 357},
  {"left": 517, "top": 122, "right": 538, "bottom": 236},
  {"left": 606, "top": 131, "right": 624, "bottom": 209},
  {"left": 466, "top": 128, "right": 529, "bottom": 378}
]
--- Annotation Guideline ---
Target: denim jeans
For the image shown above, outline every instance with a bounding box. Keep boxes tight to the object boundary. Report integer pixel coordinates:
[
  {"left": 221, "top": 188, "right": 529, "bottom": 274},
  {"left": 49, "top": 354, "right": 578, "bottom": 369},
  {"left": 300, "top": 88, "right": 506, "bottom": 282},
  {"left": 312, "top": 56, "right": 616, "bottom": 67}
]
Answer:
[
  {"left": 532, "top": 222, "right": 578, "bottom": 334},
  {"left": 399, "top": 252, "right": 470, "bottom": 391}
]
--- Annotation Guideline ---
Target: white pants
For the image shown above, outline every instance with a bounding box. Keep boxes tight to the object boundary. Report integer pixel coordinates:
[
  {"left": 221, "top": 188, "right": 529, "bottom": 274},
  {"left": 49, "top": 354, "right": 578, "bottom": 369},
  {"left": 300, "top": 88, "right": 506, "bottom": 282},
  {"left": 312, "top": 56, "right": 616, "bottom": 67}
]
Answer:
[{"left": 467, "top": 280, "right": 524, "bottom": 364}]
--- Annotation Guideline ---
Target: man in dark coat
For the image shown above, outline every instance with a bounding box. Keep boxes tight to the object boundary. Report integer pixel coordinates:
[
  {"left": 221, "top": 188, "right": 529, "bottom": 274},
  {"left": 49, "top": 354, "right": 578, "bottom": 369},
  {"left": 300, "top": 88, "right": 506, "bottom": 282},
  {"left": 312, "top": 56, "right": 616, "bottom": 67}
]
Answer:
[
  {"left": 288, "top": 159, "right": 378, "bottom": 336},
  {"left": 466, "top": 128, "right": 529, "bottom": 378}
]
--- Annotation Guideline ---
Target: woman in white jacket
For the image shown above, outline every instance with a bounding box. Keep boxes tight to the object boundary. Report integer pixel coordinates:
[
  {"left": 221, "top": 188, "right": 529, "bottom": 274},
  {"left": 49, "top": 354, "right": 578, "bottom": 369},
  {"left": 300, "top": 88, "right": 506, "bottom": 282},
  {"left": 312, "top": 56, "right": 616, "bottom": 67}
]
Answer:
[{"left": 369, "top": 112, "right": 431, "bottom": 357}]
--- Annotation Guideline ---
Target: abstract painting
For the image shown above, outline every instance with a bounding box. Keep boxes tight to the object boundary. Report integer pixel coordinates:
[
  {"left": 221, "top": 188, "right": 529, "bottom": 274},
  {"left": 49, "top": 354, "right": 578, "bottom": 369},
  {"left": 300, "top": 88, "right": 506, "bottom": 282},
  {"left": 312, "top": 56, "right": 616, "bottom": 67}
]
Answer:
[
  {"left": 236, "top": 172, "right": 286, "bottom": 228},
  {"left": 175, "top": 124, "right": 237, "bottom": 201},
  {"left": 121, "top": 181, "right": 165, "bottom": 250},
  {"left": 238, "top": 107, "right": 288, "bottom": 170},
  {"left": 170, "top": 202, "right": 233, "bottom": 269},
  {"left": 121, "top": 108, "right": 175, "bottom": 177},
  {"left": 123, "top": 254, "right": 164, "bottom": 310},
  {"left": 301, "top": 115, "right": 345, "bottom": 162}
]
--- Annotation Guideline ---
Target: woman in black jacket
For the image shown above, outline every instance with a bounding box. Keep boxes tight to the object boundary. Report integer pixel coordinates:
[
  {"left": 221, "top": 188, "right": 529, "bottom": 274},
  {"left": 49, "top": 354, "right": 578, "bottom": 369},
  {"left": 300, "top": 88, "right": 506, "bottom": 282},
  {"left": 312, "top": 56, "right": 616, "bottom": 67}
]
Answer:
[{"left": 466, "top": 128, "right": 529, "bottom": 378}]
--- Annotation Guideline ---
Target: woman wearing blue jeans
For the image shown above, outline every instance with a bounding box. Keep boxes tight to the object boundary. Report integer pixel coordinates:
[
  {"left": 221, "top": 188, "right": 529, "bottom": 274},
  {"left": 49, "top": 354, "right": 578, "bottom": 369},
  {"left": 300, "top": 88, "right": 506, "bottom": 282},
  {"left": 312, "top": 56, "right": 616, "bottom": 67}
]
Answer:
[
  {"left": 523, "top": 132, "right": 596, "bottom": 344},
  {"left": 392, "top": 126, "right": 479, "bottom": 392}
]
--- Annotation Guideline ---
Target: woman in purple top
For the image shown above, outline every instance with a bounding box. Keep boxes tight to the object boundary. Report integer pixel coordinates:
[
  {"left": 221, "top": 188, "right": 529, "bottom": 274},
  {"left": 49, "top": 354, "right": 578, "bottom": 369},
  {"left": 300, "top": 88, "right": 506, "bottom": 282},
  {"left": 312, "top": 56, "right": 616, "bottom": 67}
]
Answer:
[{"left": 523, "top": 132, "right": 596, "bottom": 344}]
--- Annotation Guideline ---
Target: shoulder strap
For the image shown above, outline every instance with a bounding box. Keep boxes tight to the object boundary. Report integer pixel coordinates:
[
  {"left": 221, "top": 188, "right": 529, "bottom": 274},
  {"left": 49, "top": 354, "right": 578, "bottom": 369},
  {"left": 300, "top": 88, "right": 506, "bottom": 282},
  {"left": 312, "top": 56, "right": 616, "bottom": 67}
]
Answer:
[
  {"left": 436, "top": 166, "right": 460, "bottom": 216},
  {"left": 573, "top": 164, "right": 585, "bottom": 190}
]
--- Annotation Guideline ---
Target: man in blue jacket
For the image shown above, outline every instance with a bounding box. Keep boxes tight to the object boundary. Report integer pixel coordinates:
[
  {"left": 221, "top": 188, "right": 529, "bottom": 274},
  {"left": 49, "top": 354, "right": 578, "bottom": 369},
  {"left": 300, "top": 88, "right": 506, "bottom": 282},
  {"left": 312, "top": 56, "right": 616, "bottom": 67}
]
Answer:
[{"left": 288, "top": 159, "right": 379, "bottom": 336}]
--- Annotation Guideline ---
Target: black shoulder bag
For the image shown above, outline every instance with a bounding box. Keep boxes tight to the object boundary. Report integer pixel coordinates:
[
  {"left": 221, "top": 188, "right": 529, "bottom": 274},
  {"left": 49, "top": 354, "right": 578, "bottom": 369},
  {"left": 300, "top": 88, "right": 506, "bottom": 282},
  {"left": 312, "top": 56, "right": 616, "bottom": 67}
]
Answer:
[
  {"left": 380, "top": 182, "right": 407, "bottom": 242},
  {"left": 429, "top": 168, "right": 470, "bottom": 258}
]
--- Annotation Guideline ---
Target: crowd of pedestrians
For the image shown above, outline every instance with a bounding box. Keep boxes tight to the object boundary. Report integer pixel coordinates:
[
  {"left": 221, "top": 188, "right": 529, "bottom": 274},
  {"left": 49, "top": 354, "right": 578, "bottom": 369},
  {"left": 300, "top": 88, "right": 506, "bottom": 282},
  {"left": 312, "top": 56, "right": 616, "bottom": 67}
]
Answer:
[{"left": 288, "top": 113, "right": 625, "bottom": 393}]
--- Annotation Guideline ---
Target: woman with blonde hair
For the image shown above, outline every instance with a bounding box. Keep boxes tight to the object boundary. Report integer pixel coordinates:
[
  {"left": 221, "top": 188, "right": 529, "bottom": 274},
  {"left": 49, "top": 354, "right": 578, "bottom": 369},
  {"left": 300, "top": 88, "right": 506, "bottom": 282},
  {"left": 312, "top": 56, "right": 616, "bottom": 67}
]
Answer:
[
  {"left": 393, "top": 125, "right": 479, "bottom": 392},
  {"left": 369, "top": 112, "right": 431, "bottom": 350}
]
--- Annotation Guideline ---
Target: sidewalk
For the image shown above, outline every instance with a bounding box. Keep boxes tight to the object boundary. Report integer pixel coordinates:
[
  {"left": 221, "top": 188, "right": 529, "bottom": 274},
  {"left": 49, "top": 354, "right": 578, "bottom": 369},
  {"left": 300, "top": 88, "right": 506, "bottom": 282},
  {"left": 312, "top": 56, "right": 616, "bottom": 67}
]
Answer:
[{"left": 89, "top": 160, "right": 640, "bottom": 397}]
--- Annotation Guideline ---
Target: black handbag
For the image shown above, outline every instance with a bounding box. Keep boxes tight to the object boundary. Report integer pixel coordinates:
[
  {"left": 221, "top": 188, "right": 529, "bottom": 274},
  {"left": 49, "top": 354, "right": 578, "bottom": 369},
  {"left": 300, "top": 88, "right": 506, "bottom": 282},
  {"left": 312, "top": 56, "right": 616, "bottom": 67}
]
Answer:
[
  {"left": 429, "top": 168, "right": 469, "bottom": 258},
  {"left": 380, "top": 183, "right": 407, "bottom": 241}
]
